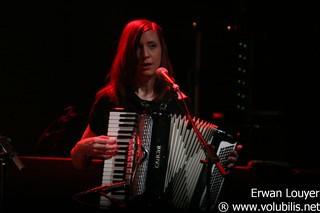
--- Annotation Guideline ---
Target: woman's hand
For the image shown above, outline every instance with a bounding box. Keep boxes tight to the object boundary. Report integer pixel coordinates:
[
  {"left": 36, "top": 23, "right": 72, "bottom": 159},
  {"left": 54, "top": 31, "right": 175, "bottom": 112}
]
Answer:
[
  {"left": 73, "top": 135, "right": 119, "bottom": 159},
  {"left": 226, "top": 144, "right": 242, "bottom": 170}
]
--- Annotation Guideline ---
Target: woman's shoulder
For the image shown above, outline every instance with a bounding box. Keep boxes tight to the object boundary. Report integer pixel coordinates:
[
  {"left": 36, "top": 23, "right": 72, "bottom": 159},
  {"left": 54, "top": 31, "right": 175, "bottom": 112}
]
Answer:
[
  {"left": 92, "top": 88, "right": 118, "bottom": 110},
  {"left": 95, "top": 86, "right": 111, "bottom": 99}
]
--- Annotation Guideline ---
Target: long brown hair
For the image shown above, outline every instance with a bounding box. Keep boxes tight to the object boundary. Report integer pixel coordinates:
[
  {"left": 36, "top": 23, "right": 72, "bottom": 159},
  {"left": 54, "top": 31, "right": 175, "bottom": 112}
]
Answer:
[{"left": 96, "top": 19, "right": 174, "bottom": 105}]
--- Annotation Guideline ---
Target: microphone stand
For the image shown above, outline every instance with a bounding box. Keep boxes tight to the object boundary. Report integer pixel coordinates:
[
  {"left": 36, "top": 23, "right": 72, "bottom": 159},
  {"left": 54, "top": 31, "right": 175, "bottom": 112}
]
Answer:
[
  {"left": 171, "top": 84, "right": 227, "bottom": 212},
  {"left": 0, "top": 136, "right": 26, "bottom": 211},
  {"left": 0, "top": 151, "right": 6, "bottom": 211},
  {"left": 0, "top": 136, "right": 26, "bottom": 172}
]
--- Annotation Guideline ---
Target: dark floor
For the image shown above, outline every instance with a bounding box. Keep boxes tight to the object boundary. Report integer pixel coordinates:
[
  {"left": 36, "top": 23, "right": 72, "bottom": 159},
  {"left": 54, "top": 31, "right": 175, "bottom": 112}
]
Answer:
[{"left": 1, "top": 156, "right": 319, "bottom": 212}]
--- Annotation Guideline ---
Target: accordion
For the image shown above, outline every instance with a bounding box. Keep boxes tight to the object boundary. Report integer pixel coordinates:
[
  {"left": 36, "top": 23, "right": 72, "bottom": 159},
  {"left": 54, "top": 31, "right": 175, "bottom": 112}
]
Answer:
[{"left": 99, "top": 109, "right": 237, "bottom": 211}]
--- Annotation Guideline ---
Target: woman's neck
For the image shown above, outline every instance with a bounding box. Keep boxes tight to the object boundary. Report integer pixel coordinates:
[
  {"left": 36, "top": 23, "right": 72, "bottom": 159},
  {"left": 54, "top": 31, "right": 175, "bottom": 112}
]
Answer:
[
  {"left": 135, "top": 87, "right": 154, "bottom": 101},
  {"left": 135, "top": 76, "right": 155, "bottom": 101}
]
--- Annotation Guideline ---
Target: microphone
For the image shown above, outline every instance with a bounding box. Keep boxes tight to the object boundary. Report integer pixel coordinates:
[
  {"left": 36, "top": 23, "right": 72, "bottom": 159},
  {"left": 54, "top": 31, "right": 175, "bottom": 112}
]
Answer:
[{"left": 156, "top": 67, "right": 180, "bottom": 91}]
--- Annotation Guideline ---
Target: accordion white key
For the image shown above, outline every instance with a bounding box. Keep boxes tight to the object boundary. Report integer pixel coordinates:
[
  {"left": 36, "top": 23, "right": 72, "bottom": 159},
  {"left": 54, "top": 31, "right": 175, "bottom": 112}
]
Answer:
[{"left": 99, "top": 109, "right": 237, "bottom": 211}]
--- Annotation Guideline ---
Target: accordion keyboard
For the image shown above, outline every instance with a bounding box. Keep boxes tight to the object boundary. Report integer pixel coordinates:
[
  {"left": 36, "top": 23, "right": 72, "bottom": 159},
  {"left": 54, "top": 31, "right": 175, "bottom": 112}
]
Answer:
[
  {"left": 199, "top": 140, "right": 237, "bottom": 212},
  {"left": 100, "top": 111, "right": 138, "bottom": 208}
]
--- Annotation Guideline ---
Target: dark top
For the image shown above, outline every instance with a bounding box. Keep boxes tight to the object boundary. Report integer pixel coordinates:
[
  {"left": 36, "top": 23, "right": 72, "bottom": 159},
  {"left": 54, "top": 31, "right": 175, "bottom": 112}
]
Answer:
[{"left": 88, "top": 90, "right": 193, "bottom": 136}]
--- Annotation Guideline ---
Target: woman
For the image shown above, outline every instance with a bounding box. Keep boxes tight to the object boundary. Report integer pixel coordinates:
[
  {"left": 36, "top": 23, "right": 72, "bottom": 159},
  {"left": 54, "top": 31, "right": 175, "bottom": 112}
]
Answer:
[{"left": 70, "top": 19, "right": 241, "bottom": 211}]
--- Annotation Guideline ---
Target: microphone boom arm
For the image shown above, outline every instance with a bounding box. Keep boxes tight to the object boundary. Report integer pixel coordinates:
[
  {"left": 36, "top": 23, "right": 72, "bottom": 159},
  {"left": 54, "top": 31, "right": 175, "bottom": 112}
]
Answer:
[{"left": 156, "top": 67, "right": 226, "bottom": 175}]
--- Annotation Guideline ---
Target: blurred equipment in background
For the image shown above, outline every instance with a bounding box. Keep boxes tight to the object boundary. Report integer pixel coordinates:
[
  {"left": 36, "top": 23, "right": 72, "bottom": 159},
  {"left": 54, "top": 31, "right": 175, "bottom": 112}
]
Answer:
[{"left": 33, "top": 105, "right": 86, "bottom": 157}]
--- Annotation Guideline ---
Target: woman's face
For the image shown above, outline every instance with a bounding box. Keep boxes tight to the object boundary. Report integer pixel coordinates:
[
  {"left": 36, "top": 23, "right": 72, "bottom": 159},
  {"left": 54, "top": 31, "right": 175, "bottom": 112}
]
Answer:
[{"left": 136, "top": 30, "right": 162, "bottom": 79}]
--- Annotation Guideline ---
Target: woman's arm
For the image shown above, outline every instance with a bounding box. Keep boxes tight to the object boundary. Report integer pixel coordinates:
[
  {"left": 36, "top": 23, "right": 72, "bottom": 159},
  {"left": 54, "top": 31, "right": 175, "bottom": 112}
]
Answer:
[{"left": 70, "top": 125, "right": 118, "bottom": 170}]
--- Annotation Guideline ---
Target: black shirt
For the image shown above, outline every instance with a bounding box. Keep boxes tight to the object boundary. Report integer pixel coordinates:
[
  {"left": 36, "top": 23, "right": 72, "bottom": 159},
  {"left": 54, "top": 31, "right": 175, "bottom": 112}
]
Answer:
[{"left": 88, "top": 90, "right": 193, "bottom": 136}]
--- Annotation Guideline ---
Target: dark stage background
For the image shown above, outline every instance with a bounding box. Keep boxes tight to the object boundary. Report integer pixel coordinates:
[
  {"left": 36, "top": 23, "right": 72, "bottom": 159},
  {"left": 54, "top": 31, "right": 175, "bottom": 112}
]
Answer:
[{"left": 1, "top": 1, "right": 320, "bottom": 170}]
